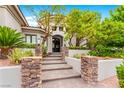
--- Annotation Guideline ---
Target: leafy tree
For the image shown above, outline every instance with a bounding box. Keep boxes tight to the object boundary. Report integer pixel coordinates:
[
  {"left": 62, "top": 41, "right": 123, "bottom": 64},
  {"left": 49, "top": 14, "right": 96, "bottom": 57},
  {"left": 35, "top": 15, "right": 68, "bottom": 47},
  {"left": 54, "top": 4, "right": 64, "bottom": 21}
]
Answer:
[
  {"left": 79, "top": 10, "right": 101, "bottom": 48},
  {"left": 110, "top": 5, "right": 124, "bottom": 22},
  {"left": 65, "top": 9, "right": 101, "bottom": 47},
  {"left": 65, "top": 9, "right": 82, "bottom": 46},
  {"left": 98, "top": 19, "right": 124, "bottom": 47},
  {"left": 26, "top": 5, "right": 66, "bottom": 44},
  {"left": 0, "top": 26, "right": 24, "bottom": 58}
]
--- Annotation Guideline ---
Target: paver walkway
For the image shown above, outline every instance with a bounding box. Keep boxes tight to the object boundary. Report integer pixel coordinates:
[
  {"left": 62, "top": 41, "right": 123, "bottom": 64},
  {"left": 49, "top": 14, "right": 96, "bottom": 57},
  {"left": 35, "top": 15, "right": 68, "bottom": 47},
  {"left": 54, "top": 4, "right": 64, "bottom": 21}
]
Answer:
[{"left": 42, "top": 53, "right": 119, "bottom": 88}]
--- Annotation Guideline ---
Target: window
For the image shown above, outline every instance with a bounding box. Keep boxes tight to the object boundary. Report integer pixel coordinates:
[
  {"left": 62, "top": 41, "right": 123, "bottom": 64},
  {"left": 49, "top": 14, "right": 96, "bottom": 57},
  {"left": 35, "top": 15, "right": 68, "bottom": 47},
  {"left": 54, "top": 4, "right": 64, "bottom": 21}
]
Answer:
[
  {"left": 52, "top": 26, "right": 57, "bottom": 31},
  {"left": 59, "top": 26, "right": 63, "bottom": 31},
  {"left": 25, "top": 35, "right": 37, "bottom": 44}
]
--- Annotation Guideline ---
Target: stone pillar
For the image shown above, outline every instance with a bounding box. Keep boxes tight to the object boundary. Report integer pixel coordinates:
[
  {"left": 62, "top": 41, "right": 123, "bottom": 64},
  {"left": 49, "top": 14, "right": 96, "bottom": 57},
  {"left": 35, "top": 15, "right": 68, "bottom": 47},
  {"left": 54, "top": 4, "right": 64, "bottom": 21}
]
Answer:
[
  {"left": 81, "top": 56, "right": 99, "bottom": 83},
  {"left": 21, "top": 57, "right": 42, "bottom": 88},
  {"left": 61, "top": 46, "right": 69, "bottom": 61}
]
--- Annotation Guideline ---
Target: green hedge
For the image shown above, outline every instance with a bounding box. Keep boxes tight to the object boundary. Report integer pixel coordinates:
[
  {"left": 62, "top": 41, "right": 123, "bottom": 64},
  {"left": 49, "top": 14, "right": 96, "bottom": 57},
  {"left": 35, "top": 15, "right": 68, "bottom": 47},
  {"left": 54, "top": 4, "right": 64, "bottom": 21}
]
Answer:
[
  {"left": 116, "top": 63, "right": 124, "bottom": 88},
  {"left": 88, "top": 45, "right": 124, "bottom": 58},
  {"left": 19, "top": 43, "right": 36, "bottom": 48}
]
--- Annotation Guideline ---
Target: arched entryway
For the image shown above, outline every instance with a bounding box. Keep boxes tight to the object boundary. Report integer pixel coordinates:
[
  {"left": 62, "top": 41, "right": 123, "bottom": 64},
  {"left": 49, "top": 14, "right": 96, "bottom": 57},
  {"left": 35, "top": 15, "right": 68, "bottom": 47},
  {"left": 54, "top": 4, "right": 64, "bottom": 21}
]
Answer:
[{"left": 52, "top": 35, "right": 63, "bottom": 52}]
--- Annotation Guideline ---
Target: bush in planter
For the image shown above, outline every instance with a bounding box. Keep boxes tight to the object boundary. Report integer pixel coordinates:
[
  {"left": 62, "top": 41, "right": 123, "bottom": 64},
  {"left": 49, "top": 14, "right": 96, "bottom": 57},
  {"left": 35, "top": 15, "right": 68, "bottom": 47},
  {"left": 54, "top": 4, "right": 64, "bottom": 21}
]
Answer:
[
  {"left": 88, "top": 45, "right": 119, "bottom": 57},
  {"left": 112, "top": 51, "right": 124, "bottom": 59},
  {"left": 69, "top": 45, "right": 87, "bottom": 50},
  {"left": 116, "top": 63, "right": 124, "bottom": 88},
  {"left": 8, "top": 48, "right": 33, "bottom": 64},
  {"left": 23, "top": 50, "right": 34, "bottom": 56},
  {"left": 73, "top": 54, "right": 81, "bottom": 59},
  {"left": 0, "top": 26, "right": 24, "bottom": 58},
  {"left": 73, "top": 54, "right": 86, "bottom": 59},
  {"left": 88, "top": 45, "right": 124, "bottom": 59}
]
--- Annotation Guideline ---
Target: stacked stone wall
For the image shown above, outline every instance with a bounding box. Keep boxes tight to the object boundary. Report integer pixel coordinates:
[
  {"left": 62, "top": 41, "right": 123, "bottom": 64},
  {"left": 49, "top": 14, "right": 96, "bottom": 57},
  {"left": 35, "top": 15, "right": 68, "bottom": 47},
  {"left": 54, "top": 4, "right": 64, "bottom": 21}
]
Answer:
[{"left": 21, "top": 57, "right": 42, "bottom": 88}]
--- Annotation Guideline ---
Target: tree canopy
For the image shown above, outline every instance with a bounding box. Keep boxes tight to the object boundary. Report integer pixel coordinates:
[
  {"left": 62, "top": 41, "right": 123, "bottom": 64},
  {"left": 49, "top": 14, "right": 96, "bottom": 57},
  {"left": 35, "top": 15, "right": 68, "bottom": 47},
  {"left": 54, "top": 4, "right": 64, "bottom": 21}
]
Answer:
[
  {"left": 110, "top": 5, "right": 124, "bottom": 22},
  {"left": 65, "top": 9, "right": 101, "bottom": 47},
  {"left": 25, "top": 5, "right": 66, "bottom": 44}
]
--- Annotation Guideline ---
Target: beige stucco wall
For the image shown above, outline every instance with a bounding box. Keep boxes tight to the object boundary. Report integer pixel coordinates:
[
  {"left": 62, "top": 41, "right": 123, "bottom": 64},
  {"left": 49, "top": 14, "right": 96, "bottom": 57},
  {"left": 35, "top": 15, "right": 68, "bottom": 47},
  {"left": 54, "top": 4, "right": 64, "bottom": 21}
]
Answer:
[{"left": 0, "top": 7, "right": 22, "bottom": 32}]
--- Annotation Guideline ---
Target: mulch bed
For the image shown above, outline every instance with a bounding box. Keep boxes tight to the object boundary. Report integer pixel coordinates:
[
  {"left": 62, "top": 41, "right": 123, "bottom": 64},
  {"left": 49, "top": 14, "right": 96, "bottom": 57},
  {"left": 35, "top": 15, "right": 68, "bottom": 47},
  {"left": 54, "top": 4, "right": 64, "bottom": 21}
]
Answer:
[{"left": 0, "top": 59, "right": 16, "bottom": 67}]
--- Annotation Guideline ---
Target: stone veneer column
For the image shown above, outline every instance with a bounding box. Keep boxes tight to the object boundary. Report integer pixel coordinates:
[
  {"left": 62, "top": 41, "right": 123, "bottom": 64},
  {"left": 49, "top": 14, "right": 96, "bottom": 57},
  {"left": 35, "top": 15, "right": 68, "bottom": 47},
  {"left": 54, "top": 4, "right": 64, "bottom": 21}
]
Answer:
[
  {"left": 21, "top": 57, "right": 42, "bottom": 88},
  {"left": 61, "top": 47, "right": 69, "bottom": 61},
  {"left": 81, "top": 56, "right": 99, "bottom": 83}
]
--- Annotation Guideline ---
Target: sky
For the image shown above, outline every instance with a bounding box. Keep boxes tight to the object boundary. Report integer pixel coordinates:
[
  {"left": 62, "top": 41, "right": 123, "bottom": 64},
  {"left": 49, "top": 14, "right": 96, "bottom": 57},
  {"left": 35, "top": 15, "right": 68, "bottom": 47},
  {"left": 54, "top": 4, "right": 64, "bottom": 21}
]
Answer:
[{"left": 19, "top": 5, "right": 119, "bottom": 27}]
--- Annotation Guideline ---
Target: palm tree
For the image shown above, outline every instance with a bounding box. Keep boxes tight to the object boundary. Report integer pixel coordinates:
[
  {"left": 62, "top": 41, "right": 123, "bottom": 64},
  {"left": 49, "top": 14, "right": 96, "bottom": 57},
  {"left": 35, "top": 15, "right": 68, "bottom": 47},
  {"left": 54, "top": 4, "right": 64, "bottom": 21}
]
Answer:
[{"left": 0, "top": 26, "right": 24, "bottom": 58}]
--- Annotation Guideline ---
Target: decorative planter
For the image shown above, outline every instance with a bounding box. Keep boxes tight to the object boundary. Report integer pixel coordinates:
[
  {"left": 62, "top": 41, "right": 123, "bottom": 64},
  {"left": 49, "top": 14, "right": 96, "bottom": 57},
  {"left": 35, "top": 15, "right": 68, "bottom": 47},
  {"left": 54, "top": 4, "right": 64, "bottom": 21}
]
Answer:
[
  {"left": 81, "top": 56, "right": 123, "bottom": 83},
  {"left": 21, "top": 57, "right": 42, "bottom": 88}
]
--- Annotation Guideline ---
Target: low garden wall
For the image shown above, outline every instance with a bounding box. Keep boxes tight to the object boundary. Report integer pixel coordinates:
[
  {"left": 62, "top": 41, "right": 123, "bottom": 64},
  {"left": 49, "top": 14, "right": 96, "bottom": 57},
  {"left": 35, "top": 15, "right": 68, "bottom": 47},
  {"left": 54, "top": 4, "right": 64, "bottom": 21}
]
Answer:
[
  {"left": 81, "top": 56, "right": 123, "bottom": 83},
  {"left": 68, "top": 49, "right": 90, "bottom": 57},
  {"left": 0, "top": 65, "right": 21, "bottom": 88},
  {"left": 65, "top": 57, "right": 81, "bottom": 74}
]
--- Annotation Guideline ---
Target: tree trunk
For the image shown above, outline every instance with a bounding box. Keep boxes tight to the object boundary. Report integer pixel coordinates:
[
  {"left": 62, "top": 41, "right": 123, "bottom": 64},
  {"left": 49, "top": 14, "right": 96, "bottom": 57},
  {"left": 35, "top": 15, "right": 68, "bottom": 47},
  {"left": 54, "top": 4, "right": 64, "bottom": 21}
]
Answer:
[
  {"left": 68, "top": 35, "right": 73, "bottom": 46},
  {"left": 68, "top": 38, "right": 72, "bottom": 46},
  {"left": 0, "top": 48, "right": 10, "bottom": 59},
  {"left": 42, "top": 36, "right": 48, "bottom": 45},
  {"left": 76, "top": 38, "right": 80, "bottom": 46},
  {"left": 42, "top": 38, "right": 46, "bottom": 45}
]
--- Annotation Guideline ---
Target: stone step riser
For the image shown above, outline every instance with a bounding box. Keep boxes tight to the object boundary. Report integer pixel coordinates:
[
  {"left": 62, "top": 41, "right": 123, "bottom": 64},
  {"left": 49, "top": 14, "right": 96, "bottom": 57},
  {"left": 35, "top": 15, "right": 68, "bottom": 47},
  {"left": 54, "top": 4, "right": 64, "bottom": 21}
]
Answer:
[
  {"left": 45, "top": 57, "right": 62, "bottom": 59},
  {"left": 43, "top": 58, "right": 62, "bottom": 61},
  {"left": 48, "top": 55, "right": 62, "bottom": 57},
  {"left": 42, "top": 67, "right": 72, "bottom": 71},
  {"left": 42, "top": 75, "right": 81, "bottom": 82},
  {"left": 42, "top": 63, "right": 67, "bottom": 65}
]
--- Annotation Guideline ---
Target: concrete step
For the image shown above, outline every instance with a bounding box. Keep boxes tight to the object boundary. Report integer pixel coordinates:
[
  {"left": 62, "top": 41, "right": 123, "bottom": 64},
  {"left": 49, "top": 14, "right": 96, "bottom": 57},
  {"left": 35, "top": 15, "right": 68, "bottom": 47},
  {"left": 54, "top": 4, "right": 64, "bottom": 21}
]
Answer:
[
  {"left": 42, "top": 64, "right": 72, "bottom": 71},
  {"left": 49, "top": 55, "right": 62, "bottom": 57},
  {"left": 42, "top": 69, "right": 81, "bottom": 82},
  {"left": 42, "top": 61, "right": 66, "bottom": 65},
  {"left": 43, "top": 57, "right": 62, "bottom": 61}
]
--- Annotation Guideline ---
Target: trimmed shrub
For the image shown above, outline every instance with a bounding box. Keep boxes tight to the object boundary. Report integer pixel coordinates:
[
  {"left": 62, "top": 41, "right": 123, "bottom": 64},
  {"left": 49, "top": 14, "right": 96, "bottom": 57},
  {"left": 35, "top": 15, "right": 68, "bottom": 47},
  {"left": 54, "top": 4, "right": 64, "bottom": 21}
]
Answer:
[
  {"left": 116, "top": 63, "right": 124, "bottom": 88},
  {"left": 88, "top": 45, "right": 124, "bottom": 58},
  {"left": 19, "top": 43, "right": 36, "bottom": 48}
]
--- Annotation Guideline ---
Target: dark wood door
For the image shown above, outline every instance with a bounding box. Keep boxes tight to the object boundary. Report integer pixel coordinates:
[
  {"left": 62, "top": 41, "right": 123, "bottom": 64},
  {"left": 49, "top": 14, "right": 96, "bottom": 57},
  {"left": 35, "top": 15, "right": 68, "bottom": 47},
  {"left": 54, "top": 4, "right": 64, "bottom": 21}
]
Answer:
[{"left": 52, "top": 38, "right": 60, "bottom": 52}]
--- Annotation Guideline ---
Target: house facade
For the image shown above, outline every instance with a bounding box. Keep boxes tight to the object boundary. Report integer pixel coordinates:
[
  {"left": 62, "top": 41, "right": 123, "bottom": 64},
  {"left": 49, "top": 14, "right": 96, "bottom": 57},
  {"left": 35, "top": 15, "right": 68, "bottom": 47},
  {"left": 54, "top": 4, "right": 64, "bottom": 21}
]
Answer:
[{"left": 0, "top": 5, "right": 80, "bottom": 53}]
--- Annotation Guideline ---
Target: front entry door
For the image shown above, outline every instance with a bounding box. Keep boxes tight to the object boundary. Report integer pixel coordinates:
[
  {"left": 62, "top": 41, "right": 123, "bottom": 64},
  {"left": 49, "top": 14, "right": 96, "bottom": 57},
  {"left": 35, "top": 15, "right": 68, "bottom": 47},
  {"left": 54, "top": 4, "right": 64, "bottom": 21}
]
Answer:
[{"left": 52, "top": 38, "right": 60, "bottom": 52}]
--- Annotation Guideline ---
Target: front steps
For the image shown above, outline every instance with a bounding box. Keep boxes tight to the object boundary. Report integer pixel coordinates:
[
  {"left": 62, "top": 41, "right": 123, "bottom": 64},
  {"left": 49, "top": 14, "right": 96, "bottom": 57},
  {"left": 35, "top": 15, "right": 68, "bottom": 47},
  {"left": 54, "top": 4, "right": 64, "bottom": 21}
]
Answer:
[
  {"left": 42, "top": 69, "right": 81, "bottom": 82},
  {"left": 42, "top": 53, "right": 81, "bottom": 84},
  {"left": 43, "top": 57, "right": 62, "bottom": 61},
  {"left": 42, "top": 61, "right": 66, "bottom": 65},
  {"left": 42, "top": 64, "right": 72, "bottom": 71}
]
